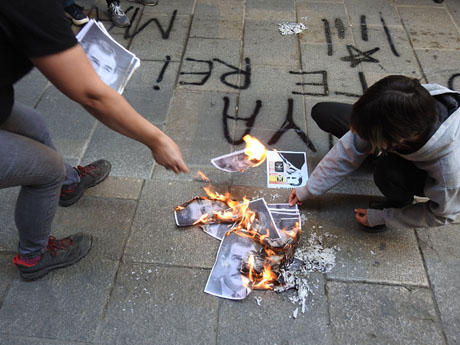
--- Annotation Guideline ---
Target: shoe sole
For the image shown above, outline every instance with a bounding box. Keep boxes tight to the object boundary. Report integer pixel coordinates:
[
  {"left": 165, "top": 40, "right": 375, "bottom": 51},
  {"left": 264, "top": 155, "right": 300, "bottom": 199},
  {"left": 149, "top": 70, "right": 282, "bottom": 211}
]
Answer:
[
  {"left": 19, "top": 236, "right": 93, "bottom": 281},
  {"left": 65, "top": 13, "right": 89, "bottom": 26},
  {"left": 59, "top": 162, "right": 112, "bottom": 207}
]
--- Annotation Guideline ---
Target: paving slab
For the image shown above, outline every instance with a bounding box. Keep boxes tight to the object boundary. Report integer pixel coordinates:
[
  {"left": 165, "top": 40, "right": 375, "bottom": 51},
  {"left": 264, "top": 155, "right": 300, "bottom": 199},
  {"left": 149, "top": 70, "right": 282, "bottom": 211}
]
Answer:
[
  {"left": 417, "top": 225, "right": 460, "bottom": 345},
  {"left": 397, "top": 6, "right": 460, "bottom": 50},
  {"left": 36, "top": 86, "right": 96, "bottom": 159},
  {"left": 0, "top": 187, "right": 20, "bottom": 252},
  {"left": 301, "top": 194, "right": 428, "bottom": 286},
  {"left": 84, "top": 176, "right": 144, "bottom": 200},
  {"left": 296, "top": 2, "right": 354, "bottom": 46},
  {"left": 129, "top": 14, "right": 191, "bottom": 61},
  {"left": 0, "top": 253, "right": 16, "bottom": 307},
  {"left": 245, "top": 0, "right": 296, "bottom": 21},
  {"left": 237, "top": 65, "right": 306, "bottom": 131},
  {"left": 350, "top": 25, "right": 422, "bottom": 76},
  {"left": 164, "top": 91, "right": 237, "bottom": 166},
  {"left": 13, "top": 69, "right": 50, "bottom": 108},
  {"left": 218, "top": 274, "right": 334, "bottom": 345},
  {"left": 194, "top": 0, "right": 244, "bottom": 20},
  {"left": 123, "top": 60, "right": 180, "bottom": 124},
  {"left": 177, "top": 38, "right": 242, "bottom": 93},
  {"left": 415, "top": 49, "right": 460, "bottom": 88},
  {"left": 0, "top": 335, "right": 87, "bottom": 345},
  {"left": 395, "top": 0, "right": 444, "bottom": 6},
  {"left": 244, "top": 20, "right": 300, "bottom": 68},
  {"left": 0, "top": 254, "right": 118, "bottom": 343},
  {"left": 189, "top": 17, "right": 243, "bottom": 40},
  {"left": 151, "top": 164, "right": 232, "bottom": 185},
  {"left": 82, "top": 122, "right": 154, "bottom": 179},
  {"left": 142, "top": 0, "right": 196, "bottom": 15},
  {"left": 123, "top": 179, "right": 225, "bottom": 267},
  {"left": 444, "top": 0, "right": 460, "bottom": 28},
  {"left": 328, "top": 281, "right": 445, "bottom": 345},
  {"left": 97, "top": 263, "right": 218, "bottom": 345},
  {"left": 52, "top": 196, "right": 137, "bottom": 261},
  {"left": 300, "top": 44, "right": 366, "bottom": 103},
  {"left": 345, "top": 0, "right": 401, "bottom": 26}
]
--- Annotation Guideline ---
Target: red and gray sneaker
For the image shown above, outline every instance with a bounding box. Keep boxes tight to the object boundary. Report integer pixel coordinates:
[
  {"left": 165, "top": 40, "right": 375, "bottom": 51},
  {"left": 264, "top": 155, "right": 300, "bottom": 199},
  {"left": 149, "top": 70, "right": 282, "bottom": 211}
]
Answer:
[
  {"left": 13, "top": 233, "right": 92, "bottom": 281},
  {"left": 60, "top": 159, "right": 112, "bottom": 207}
]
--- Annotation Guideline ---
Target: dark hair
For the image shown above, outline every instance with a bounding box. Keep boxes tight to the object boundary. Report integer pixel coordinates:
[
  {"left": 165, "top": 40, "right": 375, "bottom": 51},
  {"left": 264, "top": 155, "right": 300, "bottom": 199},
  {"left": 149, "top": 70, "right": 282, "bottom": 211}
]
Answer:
[{"left": 350, "top": 75, "right": 437, "bottom": 153}]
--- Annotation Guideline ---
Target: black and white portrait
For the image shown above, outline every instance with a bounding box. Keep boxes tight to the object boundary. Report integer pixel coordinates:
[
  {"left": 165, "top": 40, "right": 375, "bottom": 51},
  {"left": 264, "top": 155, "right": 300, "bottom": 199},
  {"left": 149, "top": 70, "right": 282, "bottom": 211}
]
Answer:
[
  {"left": 211, "top": 150, "right": 253, "bottom": 173},
  {"left": 77, "top": 20, "right": 138, "bottom": 93},
  {"left": 204, "top": 232, "right": 261, "bottom": 300},
  {"left": 174, "top": 198, "right": 228, "bottom": 226}
]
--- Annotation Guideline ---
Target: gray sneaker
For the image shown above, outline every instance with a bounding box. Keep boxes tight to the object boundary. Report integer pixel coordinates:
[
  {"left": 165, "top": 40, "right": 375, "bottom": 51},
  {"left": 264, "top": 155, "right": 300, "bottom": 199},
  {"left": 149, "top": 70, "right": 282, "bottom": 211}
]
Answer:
[
  {"left": 13, "top": 233, "right": 92, "bottom": 281},
  {"left": 108, "top": 1, "right": 131, "bottom": 27},
  {"left": 128, "top": 0, "right": 159, "bottom": 5}
]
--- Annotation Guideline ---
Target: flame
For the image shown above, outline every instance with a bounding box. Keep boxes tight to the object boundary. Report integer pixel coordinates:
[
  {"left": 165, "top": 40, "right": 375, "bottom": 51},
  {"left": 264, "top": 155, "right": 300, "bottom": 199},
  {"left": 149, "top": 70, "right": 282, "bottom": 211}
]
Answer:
[
  {"left": 176, "top": 179, "right": 302, "bottom": 292},
  {"left": 195, "top": 170, "right": 210, "bottom": 182},
  {"left": 243, "top": 135, "right": 267, "bottom": 166}
]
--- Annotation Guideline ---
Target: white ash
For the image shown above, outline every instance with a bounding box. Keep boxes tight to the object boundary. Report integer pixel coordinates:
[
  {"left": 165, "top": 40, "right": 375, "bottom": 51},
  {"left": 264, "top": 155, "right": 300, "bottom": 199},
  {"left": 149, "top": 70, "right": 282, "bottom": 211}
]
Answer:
[
  {"left": 292, "top": 308, "right": 299, "bottom": 319},
  {"left": 275, "top": 232, "right": 338, "bottom": 317},
  {"left": 279, "top": 22, "right": 307, "bottom": 35},
  {"left": 270, "top": 193, "right": 281, "bottom": 200},
  {"left": 300, "top": 214, "right": 308, "bottom": 225},
  {"left": 254, "top": 296, "right": 262, "bottom": 306},
  {"left": 276, "top": 269, "right": 315, "bottom": 315},
  {"left": 296, "top": 232, "right": 338, "bottom": 273}
]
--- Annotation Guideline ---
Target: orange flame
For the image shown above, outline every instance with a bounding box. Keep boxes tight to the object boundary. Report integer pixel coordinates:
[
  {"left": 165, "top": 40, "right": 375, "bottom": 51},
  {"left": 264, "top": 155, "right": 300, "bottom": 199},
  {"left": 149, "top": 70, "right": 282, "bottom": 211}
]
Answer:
[
  {"left": 243, "top": 135, "right": 267, "bottom": 167},
  {"left": 195, "top": 170, "right": 210, "bottom": 183}
]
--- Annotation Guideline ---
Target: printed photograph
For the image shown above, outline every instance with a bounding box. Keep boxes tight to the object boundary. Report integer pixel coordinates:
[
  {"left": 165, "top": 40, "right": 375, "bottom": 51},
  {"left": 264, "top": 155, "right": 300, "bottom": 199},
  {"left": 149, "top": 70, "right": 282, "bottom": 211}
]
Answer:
[
  {"left": 76, "top": 20, "right": 139, "bottom": 93},
  {"left": 267, "top": 151, "right": 308, "bottom": 189},
  {"left": 174, "top": 198, "right": 228, "bottom": 226},
  {"left": 211, "top": 150, "right": 254, "bottom": 173},
  {"left": 204, "top": 231, "right": 261, "bottom": 300}
]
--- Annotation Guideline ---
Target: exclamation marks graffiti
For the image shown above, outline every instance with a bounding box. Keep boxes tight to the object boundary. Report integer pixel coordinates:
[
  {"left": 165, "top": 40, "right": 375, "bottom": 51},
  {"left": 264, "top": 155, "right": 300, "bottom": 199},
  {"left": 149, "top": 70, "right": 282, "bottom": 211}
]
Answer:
[
  {"left": 153, "top": 56, "right": 171, "bottom": 91},
  {"left": 322, "top": 19, "right": 333, "bottom": 56},
  {"left": 380, "top": 12, "right": 400, "bottom": 57},
  {"left": 360, "top": 15, "right": 368, "bottom": 41}
]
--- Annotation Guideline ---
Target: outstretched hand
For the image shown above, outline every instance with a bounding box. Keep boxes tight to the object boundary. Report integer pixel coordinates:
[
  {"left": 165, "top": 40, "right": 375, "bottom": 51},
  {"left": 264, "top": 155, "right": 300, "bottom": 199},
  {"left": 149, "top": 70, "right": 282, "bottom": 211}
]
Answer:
[
  {"left": 289, "top": 189, "right": 302, "bottom": 206},
  {"left": 354, "top": 208, "right": 369, "bottom": 227},
  {"left": 151, "top": 133, "right": 189, "bottom": 174}
]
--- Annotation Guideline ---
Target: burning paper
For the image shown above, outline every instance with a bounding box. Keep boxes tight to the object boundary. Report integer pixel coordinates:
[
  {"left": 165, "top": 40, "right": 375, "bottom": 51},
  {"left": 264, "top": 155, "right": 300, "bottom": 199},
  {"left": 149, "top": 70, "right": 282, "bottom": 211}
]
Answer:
[
  {"left": 201, "top": 222, "right": 236, "bottom": 240},
  {"left": 174, "top": 197, "right": 229, "bottom": 226},
  {"left": 204, "top": 231, "right": 262, "bottom": 300},
  {"left": 211, "top": 135, "right": 267, "bottom": 172},
  {"left": 278, "top": 22, "right": 307, "bottom": 35}
]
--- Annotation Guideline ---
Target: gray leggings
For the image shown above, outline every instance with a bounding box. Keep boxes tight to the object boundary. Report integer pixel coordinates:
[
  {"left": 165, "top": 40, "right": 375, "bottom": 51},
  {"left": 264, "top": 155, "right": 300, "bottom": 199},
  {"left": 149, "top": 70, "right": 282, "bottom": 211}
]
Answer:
[{"left": 0, "top": 103, "right": 79, "bottom": 258}]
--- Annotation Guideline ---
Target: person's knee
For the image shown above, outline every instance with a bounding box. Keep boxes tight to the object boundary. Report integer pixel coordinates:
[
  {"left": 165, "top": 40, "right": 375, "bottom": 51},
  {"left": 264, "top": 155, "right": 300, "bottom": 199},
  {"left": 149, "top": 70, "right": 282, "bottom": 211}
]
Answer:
[
  {"left": 311, "top": 103, "right": 328, "bottom": 126},
  {"left": 43, "top": 149, "right": 66, "bottom": 185}
]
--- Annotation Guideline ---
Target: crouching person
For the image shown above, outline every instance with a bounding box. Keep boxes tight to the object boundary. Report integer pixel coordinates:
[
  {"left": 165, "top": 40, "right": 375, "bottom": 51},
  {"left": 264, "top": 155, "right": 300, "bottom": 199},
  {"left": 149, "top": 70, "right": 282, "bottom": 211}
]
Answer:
[{"left": 289, "top": 75, "right": 460, "bottom": 232}]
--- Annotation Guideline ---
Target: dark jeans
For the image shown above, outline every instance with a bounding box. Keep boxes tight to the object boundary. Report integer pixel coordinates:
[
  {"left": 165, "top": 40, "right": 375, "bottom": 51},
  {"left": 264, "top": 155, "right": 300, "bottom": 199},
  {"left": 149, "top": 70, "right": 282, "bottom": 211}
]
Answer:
[{"left": 311, "top": 102, "right": 426, "bottom": 203}]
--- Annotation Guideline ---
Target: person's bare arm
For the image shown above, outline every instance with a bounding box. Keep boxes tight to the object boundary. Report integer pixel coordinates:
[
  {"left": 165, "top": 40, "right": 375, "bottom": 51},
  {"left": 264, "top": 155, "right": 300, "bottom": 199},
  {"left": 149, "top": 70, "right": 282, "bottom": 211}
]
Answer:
[{"left": 31, "top": 44, "right": 189, "bottom": 173}]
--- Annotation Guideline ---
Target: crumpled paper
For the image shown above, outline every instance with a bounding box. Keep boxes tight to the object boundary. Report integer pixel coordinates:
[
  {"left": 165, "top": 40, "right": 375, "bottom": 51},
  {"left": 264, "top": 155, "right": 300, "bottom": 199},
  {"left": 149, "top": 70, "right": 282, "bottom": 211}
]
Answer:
[{"left": 279, "top": 22, "right": 307, "bottom": 35}]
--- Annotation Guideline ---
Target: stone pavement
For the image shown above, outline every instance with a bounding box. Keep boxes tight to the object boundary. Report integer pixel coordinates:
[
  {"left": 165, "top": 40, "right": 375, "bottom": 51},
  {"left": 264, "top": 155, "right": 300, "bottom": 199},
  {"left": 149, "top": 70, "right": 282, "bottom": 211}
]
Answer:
[{"left": 1, "top": 0, "right": 460, "bottom": 344}]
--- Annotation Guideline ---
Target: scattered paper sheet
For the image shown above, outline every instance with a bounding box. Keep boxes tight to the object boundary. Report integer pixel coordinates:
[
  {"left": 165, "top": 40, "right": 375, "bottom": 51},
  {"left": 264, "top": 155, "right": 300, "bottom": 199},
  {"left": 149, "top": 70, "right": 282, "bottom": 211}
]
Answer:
[
  {"left": 204, "top": 231, "right": 261, "bottom": 300},
  {"left": 266, "top": 151, "right": 308, "bottom": 189},
  {"left": 279, "top": 22, "right": 307, "bottom": 35},
  {"left": 211, "top": 150, "right": 255, "bottom": 173}
]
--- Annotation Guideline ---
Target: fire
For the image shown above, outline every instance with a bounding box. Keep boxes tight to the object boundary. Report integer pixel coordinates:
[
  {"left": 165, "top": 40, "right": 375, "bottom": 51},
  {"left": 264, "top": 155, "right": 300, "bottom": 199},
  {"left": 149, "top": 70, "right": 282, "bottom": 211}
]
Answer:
[
  {"left": 195, "top": 170, "right": 210, "bottom": 182},
  {"left": 176, "top": 181, "right": 302, "bottom": 293},
  {"left": 243, "top": 135, "right": 267, "bottom": 166}
]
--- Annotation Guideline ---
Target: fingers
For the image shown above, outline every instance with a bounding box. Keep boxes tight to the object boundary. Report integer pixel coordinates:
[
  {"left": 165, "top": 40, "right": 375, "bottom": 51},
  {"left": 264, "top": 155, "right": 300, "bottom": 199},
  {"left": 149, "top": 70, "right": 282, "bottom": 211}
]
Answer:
[
  {"left": 288, "top": 189, "right": 297, "bottom": 206},
  {"left": 354, "top": 208, "right": 369, "bottom": 226}
]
